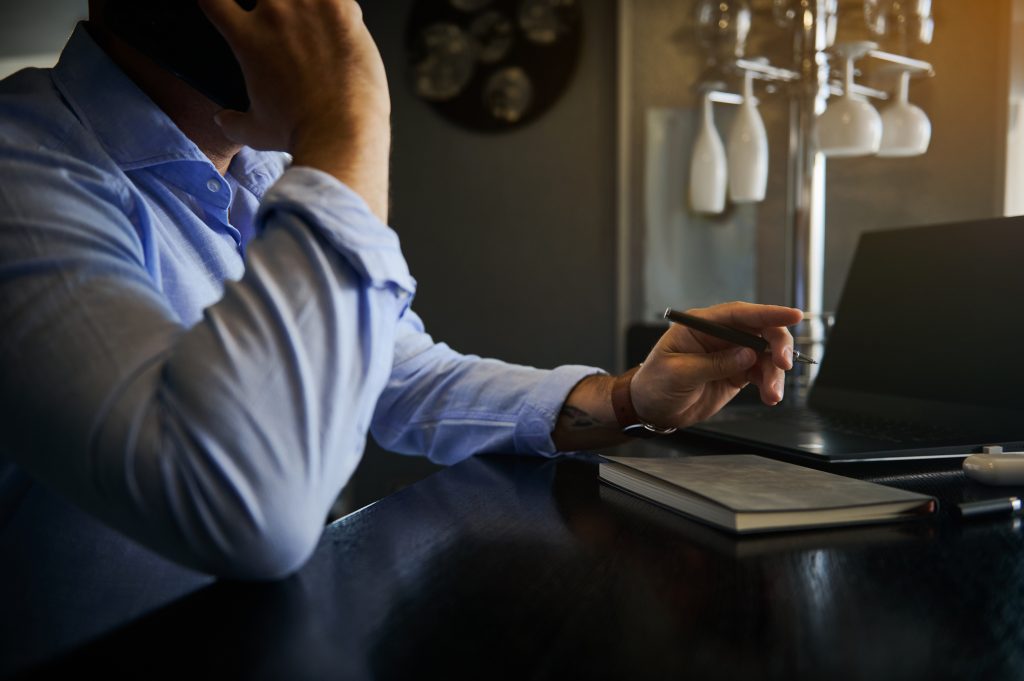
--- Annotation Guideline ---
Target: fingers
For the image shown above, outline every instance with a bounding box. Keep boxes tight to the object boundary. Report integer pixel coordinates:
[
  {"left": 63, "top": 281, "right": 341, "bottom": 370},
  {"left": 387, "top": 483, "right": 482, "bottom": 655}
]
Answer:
[
  {"left": 691, "top": 301, "right": 804, "bottom": 333},
  {"left": 197, "top": 0, "right": 248, "bottom": 44},
  {"left": 681, "top": 346, "right": 759, "bottom": 385},
  {"left": 643, "top": 301, "right": 803, "bottom": 424},
  {"left": 758, "top": 357, "right": 786, "bottom": 405},
  {"left": 761, "top": 323, "right": 795, "bottom": 371},
  {"left": 683, "top": 301, "right": 801, "bottom": 371},
  {"left": 213, "top": 110, "right": 254, "bottom": 144},
  {"left": 685, "top": 384, "right": 745, "bottom": 424},
  {"left": 688, "top": 303, "right": 790, "bottom": 403}
]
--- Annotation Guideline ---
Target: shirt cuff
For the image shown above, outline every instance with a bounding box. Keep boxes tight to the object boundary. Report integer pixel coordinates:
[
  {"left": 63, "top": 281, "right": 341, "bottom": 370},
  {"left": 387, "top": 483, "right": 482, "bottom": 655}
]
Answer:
[
  {"left": 257, "top": 166, "right": 417, "bottom": 298},
  {"left": 513, "top": 364, "right": 607, "bottom": 456}
]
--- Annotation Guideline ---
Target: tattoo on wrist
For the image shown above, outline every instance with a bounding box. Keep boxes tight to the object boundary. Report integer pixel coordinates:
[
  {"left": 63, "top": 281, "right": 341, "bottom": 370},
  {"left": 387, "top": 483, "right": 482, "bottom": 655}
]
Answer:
[{"left": 558, "top": 405, "right": 598, "bottom": 430}]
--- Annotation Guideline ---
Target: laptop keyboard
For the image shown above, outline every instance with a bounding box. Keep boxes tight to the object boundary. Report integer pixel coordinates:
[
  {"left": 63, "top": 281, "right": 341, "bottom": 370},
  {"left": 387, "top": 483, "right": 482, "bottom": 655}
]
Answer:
[{"left": 711, "top": 407, "right": 960, "bottom": 444}]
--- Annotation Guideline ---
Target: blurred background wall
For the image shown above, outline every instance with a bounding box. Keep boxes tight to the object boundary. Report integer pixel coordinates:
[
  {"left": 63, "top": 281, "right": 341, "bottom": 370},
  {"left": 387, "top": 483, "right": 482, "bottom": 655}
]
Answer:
[{"left": 0, "top": 0, "right": 84, "bottom": 73}]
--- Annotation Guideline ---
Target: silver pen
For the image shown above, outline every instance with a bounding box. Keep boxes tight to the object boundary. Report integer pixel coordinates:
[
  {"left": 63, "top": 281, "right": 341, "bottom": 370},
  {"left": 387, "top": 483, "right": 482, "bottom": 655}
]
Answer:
[{"left": 958, "top": 497, "right": 1024, "bottom": 518}]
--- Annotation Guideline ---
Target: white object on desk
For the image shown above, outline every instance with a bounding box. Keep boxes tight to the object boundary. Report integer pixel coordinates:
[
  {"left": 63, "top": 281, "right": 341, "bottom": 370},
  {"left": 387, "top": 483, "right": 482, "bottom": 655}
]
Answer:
[{"left": 963, "top": 450, "right": 1024, "bottom": 486}]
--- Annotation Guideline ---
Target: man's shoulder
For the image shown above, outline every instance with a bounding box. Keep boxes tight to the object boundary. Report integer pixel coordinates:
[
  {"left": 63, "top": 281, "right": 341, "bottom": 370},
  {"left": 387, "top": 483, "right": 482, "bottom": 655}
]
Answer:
[{"left": 0, "top": 67, "right": 116, "bottom": 175}]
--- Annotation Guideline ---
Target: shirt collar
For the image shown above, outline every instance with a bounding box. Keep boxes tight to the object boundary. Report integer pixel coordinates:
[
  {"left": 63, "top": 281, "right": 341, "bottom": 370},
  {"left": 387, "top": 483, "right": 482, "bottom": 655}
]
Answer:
[{"left": 51, "top": 23, "right": 285, "bottom": 197}]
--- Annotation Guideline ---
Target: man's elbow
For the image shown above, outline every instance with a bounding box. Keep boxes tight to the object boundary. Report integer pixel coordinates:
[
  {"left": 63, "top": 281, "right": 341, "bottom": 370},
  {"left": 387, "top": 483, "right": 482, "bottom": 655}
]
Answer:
[{"left": 210, "top": 515, "right": 323, "bottom": 581}]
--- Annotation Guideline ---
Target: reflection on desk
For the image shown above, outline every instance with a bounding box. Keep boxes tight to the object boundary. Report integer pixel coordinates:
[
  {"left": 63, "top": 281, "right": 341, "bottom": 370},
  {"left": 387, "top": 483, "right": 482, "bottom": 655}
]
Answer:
[{"left": 15, "top": 451, "right": 1024, "bottom": 680}]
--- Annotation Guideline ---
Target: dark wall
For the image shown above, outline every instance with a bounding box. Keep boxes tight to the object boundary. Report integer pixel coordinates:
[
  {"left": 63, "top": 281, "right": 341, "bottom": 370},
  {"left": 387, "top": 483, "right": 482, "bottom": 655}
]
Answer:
[
  {"left": 363, "top": 1, "right": 618, "bottom": 371},
  {"left": 0, "top": 0, "right": 85, "bottom": 58},
  {"left": 344, "top": 1, "right": 619, "bottom": 511}
]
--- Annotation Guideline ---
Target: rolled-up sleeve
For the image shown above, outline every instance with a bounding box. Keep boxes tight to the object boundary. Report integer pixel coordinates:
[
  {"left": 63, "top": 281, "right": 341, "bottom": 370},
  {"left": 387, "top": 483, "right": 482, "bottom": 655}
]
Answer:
[
  {"left": 258, "top": 167, "right": 415, "bottom": 298},
  {"left": 370, "top": 310, "right": 604, "bottom": 465}
]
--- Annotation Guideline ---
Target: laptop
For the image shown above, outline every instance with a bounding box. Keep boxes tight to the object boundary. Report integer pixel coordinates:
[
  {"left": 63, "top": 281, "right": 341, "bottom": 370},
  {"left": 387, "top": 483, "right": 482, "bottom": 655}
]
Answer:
[{"left": 690, "top": 216, "right": 1024, "bottom": 463}]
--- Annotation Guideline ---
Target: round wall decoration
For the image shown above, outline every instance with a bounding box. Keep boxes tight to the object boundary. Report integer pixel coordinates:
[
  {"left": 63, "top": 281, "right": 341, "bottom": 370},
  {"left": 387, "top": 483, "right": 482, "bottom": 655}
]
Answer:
[{"left": 406, "top": 0, "right": 583, "bottom": 132}]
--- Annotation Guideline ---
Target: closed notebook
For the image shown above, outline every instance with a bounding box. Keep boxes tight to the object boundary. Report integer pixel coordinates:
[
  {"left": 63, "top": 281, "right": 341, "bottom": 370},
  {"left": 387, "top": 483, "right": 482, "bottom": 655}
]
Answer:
[{"left": 598, "top": 455, "right": 937, "bottom": 534}]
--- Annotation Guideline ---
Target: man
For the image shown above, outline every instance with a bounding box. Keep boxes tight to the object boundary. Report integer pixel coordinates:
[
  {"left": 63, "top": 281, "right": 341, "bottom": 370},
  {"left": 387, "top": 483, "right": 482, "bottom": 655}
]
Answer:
[{"left": 0, "top": 0, "right": 801, "bottom": 586}]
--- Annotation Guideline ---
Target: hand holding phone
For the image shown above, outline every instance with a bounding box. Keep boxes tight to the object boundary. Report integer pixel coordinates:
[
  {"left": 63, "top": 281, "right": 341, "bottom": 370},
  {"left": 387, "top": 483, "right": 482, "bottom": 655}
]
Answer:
[
  {"left": 106, "top": 0, "right": 393, "bottom": 222},
  {"left": 101, "top": 0, "right": 255, "bottom": 111},
  {"left": 202, "top": 0, "right": 391, "bottom": 221}
]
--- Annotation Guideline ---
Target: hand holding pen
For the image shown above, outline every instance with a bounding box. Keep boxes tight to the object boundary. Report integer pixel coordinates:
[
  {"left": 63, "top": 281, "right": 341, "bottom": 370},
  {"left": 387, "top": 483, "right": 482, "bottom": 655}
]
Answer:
[
  {"left": 663, "top": 308, "right": 818, "bottom": 366},
  {"left": 629, "top": 303, "right": 806, "bottom": 429}
]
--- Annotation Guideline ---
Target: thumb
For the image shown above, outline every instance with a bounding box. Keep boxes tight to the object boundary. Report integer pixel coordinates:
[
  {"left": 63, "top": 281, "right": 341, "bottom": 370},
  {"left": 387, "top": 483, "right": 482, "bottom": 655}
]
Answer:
[
  {"left": 213, "top": 109, "right": 259, "bottom": 147},
  {"left": 681, "top": 346, "right": 758, "bottom": 384}
]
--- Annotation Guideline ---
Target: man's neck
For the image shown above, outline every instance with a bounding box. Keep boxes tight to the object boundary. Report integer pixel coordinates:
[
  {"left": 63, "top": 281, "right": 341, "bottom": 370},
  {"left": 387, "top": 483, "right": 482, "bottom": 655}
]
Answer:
[{"left": 87, "top": 22, "right": 242, "bottom": 176}]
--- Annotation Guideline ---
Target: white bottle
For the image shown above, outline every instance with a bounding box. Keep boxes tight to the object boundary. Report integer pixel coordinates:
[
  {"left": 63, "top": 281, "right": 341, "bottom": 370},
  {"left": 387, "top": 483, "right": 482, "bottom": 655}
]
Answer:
[
  {"left": 689, "top": 92, "right": 728, "bottom": 215},
  {"left": 727, "top": 71, "right": 769, "bottom": 202}
]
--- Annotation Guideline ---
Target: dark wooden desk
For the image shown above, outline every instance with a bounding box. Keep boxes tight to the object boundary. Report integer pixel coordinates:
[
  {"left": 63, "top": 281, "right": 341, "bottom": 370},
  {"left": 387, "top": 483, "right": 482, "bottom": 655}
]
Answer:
[{"left": 17, "top": 443, "right": 1024, "bottom": 680}]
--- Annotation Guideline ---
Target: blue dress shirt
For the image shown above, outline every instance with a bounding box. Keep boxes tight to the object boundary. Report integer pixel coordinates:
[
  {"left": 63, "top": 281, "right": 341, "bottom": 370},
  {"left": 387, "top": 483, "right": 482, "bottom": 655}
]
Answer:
[{"left": 0, "top": 19, "right": 600, "bottom": 601}]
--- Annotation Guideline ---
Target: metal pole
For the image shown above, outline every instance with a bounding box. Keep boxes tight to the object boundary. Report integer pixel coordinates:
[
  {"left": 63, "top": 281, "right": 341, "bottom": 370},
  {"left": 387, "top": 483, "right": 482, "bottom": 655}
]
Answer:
[{"left": 788, "top": 0, "right": 830, "bottom": 394}]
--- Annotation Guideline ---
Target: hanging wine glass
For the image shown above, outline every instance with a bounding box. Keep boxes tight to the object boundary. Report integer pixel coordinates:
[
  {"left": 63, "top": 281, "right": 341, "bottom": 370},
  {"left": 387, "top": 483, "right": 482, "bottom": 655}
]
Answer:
[
  {"left": 816, "top": 41, "right": 882, "bottom": 157},
  {"left": 690, "top": 91, "right": 728, "bottom": 214},
  {"left": 772, "top": 0, "right": 837, "bottom": 47},
  {"left": 864, "top": 0, "right": 933, "bottom": 48},
  {"left": 694, "top": 0, "right": 752, "bottom": 65},
  {"left": 878, "top": 66, "right": 931, "bottom": 156},
  {"left": 727, "top": 70, "right": 769, "bottom": 203}
]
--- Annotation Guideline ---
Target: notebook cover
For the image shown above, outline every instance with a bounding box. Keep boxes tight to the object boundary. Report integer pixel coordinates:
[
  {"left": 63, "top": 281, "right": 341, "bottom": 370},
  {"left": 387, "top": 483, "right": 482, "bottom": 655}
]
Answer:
[{"left": 601, "top": 455, "right": 936, "bottom": 513}]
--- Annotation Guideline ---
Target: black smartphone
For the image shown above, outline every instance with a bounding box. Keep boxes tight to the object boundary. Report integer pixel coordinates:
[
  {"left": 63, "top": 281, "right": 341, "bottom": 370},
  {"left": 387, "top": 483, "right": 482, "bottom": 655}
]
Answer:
[{"left": 99, "top": 0, "right": 256, "bottom": 111}]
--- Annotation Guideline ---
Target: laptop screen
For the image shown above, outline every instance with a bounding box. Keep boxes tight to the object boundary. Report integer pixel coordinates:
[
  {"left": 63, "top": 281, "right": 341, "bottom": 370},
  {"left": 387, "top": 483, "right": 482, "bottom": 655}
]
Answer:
[{"left": 810, "top": 216, "right": 1024, "bottom": 412}]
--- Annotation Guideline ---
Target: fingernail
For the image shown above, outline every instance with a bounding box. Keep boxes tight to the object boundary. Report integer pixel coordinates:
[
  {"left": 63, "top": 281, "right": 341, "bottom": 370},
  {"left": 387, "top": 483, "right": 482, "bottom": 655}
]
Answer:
[{"left": 783, "top": 346, "right": 793, "bottom": 369}]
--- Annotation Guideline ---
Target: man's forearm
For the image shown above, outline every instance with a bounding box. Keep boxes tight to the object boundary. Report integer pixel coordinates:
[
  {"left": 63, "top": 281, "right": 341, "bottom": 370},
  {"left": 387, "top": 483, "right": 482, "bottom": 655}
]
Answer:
[{"left": 551, "top": 374, "right": 630, "bottom": 451}]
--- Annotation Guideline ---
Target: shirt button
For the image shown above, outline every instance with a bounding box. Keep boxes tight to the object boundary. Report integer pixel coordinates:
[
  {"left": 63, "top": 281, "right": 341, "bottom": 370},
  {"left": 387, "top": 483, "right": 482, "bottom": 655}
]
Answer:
[{"left": 206, "top": 178, "right": 221, "bottom": 193}]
